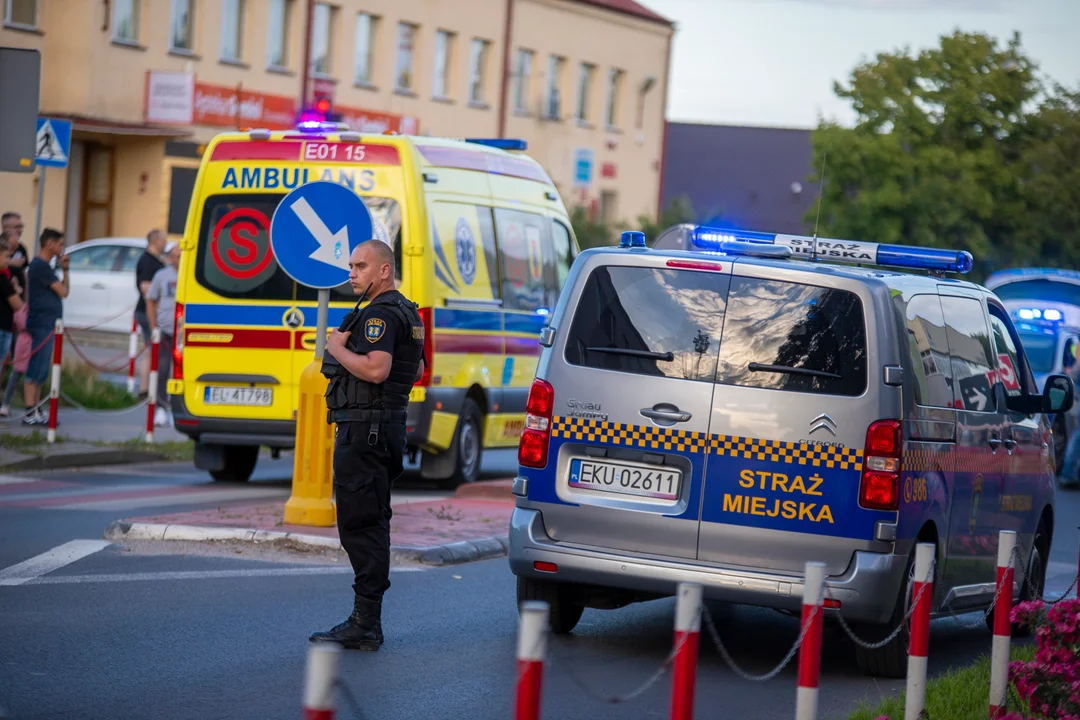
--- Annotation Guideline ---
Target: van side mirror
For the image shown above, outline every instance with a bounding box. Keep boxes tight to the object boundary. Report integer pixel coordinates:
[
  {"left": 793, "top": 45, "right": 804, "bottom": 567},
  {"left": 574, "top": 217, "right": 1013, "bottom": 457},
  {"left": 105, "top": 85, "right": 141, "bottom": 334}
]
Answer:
[{"left": 1043, "top": 374, "right": 1074, "bottom": 414}]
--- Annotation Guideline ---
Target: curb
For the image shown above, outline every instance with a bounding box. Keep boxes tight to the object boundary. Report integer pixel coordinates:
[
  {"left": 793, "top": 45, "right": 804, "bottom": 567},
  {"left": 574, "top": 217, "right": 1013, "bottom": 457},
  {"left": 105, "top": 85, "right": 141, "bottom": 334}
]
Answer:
[
  {"left": 103, "top": 520, "right": 509, "bottom": 567},
  {"left": 0, "top": 448, "right": 164, "bottom": 472}
]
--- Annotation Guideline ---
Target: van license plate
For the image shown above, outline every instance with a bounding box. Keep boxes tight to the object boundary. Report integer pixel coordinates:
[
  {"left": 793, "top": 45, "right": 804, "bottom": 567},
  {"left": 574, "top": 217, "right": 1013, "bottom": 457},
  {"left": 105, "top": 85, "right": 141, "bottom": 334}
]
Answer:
[
  {"left": 204, "top": 386, "right": 273, "bottom": 407},
  {"left": 568, "top": 459, "right": 681, "bottom": 500}
]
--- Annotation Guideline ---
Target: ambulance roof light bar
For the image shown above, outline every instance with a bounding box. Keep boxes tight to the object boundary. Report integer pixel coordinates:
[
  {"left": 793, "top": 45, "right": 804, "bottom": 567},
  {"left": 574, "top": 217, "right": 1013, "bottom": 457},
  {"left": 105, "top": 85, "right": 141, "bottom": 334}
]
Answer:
[
  {"left": 689, "top": 225, "right": 974, "bottom": 274},
  {"left": 464, "top": 138, "right": 528, "bottom": 151}
]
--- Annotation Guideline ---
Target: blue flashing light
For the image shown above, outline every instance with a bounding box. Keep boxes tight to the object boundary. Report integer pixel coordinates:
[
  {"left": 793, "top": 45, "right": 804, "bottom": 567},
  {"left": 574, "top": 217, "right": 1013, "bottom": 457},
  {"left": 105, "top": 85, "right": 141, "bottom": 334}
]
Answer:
[
  {"left": 620, "top": 231, "right": 646, "bottom": 249},
  {"left": 1045, "top": 309, "right": 1063, "bottom": 321},
  {"left": 1016, "top": 307, "right": 1064, "bottom": 323},
  {"left": 465, "top": 138, "right": 528, "bottom": 151},
  {"left": 687, "top": 225, "right": 974, "bottom": 274}
]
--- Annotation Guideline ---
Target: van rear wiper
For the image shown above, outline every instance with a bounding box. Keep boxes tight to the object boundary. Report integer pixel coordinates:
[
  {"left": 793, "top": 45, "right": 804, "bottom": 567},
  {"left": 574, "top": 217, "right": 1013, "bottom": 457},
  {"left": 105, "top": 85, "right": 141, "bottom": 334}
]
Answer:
[
  {"left": 587, "top": 347, "right": 675, "bottom": 362},
  {"left": 748, "top": 362, "right": 842, "bottom": 380}
]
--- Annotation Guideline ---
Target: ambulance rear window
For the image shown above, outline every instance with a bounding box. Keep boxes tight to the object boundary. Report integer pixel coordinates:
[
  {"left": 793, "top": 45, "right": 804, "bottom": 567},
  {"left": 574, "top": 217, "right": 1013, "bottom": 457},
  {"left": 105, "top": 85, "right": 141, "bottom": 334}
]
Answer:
[{"left": 193, "top": 193, "right": 402, "bottom": 302}]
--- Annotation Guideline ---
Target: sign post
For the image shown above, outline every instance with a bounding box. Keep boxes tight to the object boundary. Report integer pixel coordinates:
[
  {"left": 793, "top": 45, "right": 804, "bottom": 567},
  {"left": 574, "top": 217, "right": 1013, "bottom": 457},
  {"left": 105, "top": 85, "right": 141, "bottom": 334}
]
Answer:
[
  {"left": 270, "top": 180, "right": 375, "bottom": 527},
  {"left": 33, "top": 117, "right": 72, "bottom": 247}
]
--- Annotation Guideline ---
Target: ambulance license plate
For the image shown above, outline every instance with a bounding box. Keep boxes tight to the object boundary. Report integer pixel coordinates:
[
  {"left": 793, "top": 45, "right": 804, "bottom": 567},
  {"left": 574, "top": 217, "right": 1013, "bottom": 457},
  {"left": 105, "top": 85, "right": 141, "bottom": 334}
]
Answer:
[
  {"left": 204, "top": 386, "right": 273, "bottom": 407},
  {"left": 568, "top": 458, "right": 681, "bottom": 500}
]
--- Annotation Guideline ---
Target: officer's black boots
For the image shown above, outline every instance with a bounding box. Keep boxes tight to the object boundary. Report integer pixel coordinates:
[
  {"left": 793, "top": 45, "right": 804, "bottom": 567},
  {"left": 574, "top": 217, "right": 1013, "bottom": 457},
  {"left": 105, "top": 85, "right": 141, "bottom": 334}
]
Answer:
[{"left": 309, "top": 596, "right": 384, "bottom": 650}]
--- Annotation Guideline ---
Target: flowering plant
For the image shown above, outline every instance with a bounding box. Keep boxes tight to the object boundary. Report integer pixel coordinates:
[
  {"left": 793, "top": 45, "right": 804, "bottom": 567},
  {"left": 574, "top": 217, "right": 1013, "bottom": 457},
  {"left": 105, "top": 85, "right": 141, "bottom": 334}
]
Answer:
[{"left": 1004, "top": 598, "right": 1080, "bottom": 719}]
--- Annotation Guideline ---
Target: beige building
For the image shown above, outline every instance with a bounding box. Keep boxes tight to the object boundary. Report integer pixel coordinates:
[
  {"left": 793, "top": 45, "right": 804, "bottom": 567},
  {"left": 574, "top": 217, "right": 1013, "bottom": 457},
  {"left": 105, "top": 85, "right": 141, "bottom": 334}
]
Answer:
[{"left": 0, "top": 0, "right": 673, "bottom": 249}]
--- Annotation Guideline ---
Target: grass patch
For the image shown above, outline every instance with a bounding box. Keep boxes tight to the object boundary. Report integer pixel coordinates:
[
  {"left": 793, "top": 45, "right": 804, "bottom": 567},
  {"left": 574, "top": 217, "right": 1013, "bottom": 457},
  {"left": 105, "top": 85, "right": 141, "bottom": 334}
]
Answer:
[
  {"left": 1, "top": 360, "right": 139, "bottom": 411},
  {"left": 841, "top": 642, "right": 1037, "bottom": 720},
  {"left": 93, "top": 438, "right": 196, "bottom": 462},
  {"left": 0, "top": 430, "right": 63, "bottom": 453}
]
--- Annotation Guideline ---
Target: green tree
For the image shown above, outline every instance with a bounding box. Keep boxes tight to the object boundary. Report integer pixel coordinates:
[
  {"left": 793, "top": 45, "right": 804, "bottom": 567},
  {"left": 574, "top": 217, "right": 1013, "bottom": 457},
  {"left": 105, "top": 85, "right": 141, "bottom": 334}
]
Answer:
[
  {"left": 806, "top": 30, "right": 1058, "bottom": 279},
  {"left": 631, "top": 195, "right": 697, "bottom": 245},
  {"left": 570, "top": 195, "right": 697, "bottom": 249}
]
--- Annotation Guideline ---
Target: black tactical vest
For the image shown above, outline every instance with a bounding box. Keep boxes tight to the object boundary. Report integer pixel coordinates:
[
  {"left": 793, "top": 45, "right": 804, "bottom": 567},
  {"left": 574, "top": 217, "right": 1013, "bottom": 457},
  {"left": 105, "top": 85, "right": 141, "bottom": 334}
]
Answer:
[{"left": 325, "top": 290, "right": 425, "bottom": 435}]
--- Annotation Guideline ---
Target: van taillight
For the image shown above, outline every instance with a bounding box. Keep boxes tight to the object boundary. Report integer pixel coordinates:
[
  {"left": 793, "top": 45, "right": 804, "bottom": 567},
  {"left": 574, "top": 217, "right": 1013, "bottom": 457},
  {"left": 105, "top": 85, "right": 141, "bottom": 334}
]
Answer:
[
  {"left": 518, "top": 379, "right": 555, "bottom": 468},
  {"left": 416, "top": 307, "right": 434, "bottom": 386},
  {"left": 172, "top": 301, "right": 184, "bottom": 380},
  {"left": 859, "top": 419, "right": 902, "bottom": 511}
]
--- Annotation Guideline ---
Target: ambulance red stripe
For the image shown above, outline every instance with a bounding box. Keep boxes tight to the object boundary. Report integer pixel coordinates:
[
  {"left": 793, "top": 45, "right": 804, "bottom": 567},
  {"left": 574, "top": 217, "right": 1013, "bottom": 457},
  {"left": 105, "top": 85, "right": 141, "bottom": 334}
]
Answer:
[
  {"left": 185, "top": 328, "right": 292, "bottom": 350},
  {"left": 210, "top": 141, "right": 304, "bottom": 162}
]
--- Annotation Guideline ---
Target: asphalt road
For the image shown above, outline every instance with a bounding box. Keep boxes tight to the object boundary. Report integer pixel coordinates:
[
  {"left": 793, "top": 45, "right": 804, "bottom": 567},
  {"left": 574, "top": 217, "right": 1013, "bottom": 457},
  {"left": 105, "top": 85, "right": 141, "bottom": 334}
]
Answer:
[{"left": 2, "top": 453, "right": 1078, "bottom": 720}]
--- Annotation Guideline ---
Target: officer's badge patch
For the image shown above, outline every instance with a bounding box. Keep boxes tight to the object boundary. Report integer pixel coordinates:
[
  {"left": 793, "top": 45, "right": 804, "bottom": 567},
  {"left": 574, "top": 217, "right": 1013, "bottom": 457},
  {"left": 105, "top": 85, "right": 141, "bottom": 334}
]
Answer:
[{"left": 365, "top": 318, "right": 386, "bottom": 343}]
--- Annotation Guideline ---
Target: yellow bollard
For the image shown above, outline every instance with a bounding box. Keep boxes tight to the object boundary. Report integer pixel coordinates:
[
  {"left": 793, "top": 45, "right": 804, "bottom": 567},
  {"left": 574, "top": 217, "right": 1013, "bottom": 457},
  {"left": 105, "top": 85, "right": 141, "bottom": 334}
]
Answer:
[{"left": 284, "top": 358, "right": 337, "bottom": 526}]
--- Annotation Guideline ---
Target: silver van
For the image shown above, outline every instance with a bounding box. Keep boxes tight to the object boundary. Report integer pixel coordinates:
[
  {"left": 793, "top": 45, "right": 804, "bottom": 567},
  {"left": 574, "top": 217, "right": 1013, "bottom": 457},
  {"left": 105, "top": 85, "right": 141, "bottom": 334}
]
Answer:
[{"left": 508, "top": 225, "right": 1073, "bottom": 678}]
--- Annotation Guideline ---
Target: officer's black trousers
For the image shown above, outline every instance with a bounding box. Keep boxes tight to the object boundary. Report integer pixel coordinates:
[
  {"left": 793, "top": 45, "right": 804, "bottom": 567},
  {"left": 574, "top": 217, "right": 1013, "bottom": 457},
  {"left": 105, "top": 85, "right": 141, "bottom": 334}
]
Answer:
[{"left": 332, "top": 420, "right": 406, "bottom": 601}]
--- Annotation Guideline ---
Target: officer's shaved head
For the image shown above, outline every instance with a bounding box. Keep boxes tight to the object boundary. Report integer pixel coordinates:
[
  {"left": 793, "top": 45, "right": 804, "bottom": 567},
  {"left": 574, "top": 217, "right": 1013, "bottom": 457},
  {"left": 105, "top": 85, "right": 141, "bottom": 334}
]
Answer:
[{"left": 349, "top": 239, "right": 397, "bottom": 297}]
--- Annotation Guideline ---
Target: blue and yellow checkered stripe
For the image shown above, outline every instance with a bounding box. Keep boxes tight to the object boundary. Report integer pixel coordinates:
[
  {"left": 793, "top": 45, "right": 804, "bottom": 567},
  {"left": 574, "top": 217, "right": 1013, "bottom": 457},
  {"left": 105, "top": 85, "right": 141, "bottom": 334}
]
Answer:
[{"left": 552, "top": 416, "right": 865, "bottom": 471}]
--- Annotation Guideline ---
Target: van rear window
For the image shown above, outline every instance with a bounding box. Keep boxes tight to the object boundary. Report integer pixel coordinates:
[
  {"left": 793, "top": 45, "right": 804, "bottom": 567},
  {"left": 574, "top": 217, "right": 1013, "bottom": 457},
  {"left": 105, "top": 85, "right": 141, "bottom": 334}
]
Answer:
[
  {"left": 714, "top": 277, "right": 867, "bottom": 397},
  {"left": 563, "top": 266, "right": 730, "bottom": 383},
  {"left": 193, "top": 193, "right": 402, "bottom": 302}
]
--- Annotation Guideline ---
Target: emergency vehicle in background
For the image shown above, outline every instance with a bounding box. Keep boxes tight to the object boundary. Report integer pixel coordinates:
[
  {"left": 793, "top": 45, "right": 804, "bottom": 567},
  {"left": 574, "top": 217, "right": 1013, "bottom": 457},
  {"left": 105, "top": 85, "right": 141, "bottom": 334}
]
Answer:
[
  {"left": 986, "top": 268, "right": 1080, "bottom": 482},
  {"left": 167, "top": 119, "right": 578, "bottom": 486}
]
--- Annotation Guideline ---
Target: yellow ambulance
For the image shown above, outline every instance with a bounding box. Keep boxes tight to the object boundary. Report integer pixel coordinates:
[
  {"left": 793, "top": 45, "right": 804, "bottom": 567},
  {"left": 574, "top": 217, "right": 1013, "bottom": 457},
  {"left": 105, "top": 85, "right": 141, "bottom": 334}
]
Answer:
[{"left": 167, "top": 122, "right": 579, "bottom": 487}]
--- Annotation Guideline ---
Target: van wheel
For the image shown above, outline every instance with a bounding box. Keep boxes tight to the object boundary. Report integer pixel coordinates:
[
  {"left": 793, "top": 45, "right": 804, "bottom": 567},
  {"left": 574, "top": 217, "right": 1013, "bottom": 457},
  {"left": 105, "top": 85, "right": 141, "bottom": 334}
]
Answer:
[
  {"left": 517, "top": 576, "right": 584, "bottom": 634},
  {"left": 854, "top": 550, "right": 923, "bottom": 678},
  {"left": 423, "top": 399, "right": 484, "bottom": 490},
  {"left": 210, "top": 446, "right": 259, "bottom": 483}
]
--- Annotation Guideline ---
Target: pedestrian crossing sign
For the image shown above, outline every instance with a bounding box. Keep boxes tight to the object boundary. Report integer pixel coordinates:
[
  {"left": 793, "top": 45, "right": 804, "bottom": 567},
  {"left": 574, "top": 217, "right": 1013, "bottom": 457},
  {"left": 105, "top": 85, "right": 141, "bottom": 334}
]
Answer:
[{"left": 35, "top": 117, "right": 72, "bottom": 168}]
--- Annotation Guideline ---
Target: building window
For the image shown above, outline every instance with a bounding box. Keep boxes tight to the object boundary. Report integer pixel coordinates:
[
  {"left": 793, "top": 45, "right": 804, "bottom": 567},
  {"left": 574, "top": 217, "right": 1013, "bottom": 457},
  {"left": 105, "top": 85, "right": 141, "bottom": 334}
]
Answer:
[
  {"left": 220, "top": 0, "right": 244, "bottom": 61},
  {"left": 546, "top": 55, "right": 564, "bottom": 120},
  {"left": 576, "top": 62, "right": 594, "bottom": 122},
  {"left": 432, "top": 29, "right": 453, "bottom": 99},
  {"left": 112, "top": 0, "right": 139, "bottom": 41},
  {"left": 468, "top": 38, "right": 490, "bottom": 104},
  {"left": 267, "top": 0, "right": 291, "bottom": 68},
  {"left": 598, "top": 190, "right": 618, "bottom": 225},
  {"left": 605, "top": 68, "right": 624, "bottom": 128},
  {"left": 513, "top": 49, "right": 533, "bottom": 114},
  {"left": 311, "top": 2, "right": 333, "bottom": 75},
  {"left": 170, "top": 0, "right": 195, "bottom": 52},
  {"left": 4, "top": 0, "right": 36, "bottom": 27},
  {"left": 395, "top": 22, "right": 417, "bottom": 92},
  {"left": 353, "top": 12, "right": 376, "bottom": 85}
]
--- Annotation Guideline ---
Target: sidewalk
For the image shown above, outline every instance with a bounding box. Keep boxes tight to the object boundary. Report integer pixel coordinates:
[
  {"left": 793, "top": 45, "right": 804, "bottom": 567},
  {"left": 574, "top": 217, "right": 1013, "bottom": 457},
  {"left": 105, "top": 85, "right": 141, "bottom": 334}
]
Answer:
[
  {"left": 104, "top": 479, "right": 517, "bottom": 566},
  {"left": 0, "top": 405, "right": 190, "bottom": 471}
]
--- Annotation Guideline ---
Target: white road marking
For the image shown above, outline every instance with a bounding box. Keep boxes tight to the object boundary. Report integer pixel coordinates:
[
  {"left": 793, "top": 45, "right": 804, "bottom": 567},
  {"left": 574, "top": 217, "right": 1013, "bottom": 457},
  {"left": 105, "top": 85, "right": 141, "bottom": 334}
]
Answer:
[
  {"left": 53, "top": 487, "right": 290, "bottom": 511},
  {"left": 0, "top": 540, "right": 113, "bottom": 586},
  {"left": 0, "top": 474, "right": 40, "bottom": 485},
  {"left": 9, "top": 565, "right": 424, "bottom": 585},
  {"left": 0, "top": 483, "right": 170, "bottom": 503}
]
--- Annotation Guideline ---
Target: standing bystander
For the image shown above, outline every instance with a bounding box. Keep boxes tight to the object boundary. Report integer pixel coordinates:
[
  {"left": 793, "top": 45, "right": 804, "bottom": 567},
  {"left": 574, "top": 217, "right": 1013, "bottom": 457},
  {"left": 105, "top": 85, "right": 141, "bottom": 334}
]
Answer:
[
  {"left": 134, "top": 229, "right": 166, "bottom": 396},
  {"left": 145, "top": 241, "right": 180, "bottom": 427},
  {"left": 20, "top": 229, "right": 68, "bottom": 425},
  {"left": 0, "top": 232, "right": 26, "bottom": 422}
]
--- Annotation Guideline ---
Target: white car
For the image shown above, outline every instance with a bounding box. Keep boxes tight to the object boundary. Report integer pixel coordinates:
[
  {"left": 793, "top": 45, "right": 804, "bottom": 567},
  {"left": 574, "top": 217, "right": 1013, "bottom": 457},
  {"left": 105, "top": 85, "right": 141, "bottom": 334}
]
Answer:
[{"left": 62, "top": 237, "right": 148, "bottom": 334}]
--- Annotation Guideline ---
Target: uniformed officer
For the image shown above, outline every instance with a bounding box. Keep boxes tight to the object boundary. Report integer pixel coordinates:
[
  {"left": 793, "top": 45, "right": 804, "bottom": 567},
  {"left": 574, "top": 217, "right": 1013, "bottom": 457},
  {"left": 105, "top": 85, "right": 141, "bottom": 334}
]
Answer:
[{"left": 309, "top": 238, "right": 425, "bottom": 650}]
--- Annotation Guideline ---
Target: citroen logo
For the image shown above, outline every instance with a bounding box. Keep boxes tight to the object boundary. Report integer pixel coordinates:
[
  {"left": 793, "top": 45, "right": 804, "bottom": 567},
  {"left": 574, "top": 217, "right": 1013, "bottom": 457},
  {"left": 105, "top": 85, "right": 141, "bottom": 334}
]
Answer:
[
  {"left": 284, "top": 310, "right": 304, "bottom": 329},
  {"left": 809, "top": 413, "right": 837, "bottom": 436}
]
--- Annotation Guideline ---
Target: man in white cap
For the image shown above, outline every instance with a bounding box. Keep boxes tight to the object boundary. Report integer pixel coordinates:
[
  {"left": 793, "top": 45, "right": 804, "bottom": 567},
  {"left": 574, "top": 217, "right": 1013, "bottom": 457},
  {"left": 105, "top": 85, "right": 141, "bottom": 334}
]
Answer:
[{"left": 146, "top": 241, "right": 181, "bottom": 427}]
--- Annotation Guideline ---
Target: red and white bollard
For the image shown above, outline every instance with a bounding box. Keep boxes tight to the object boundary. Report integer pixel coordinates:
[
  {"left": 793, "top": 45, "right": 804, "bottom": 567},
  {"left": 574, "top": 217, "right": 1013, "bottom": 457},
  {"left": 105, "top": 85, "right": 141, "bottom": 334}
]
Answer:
[
  {"left": 127, "top": 313, "right": 138, "bottom": 394},
  {"left": 670, "top": 582, "right": 703, "bottom": 720},
  {"left": 515, "top": 600, "right": 548, "bottom": 720},
  {"left": 905, "top": 542, "right": 935, "bottom": 720},
  {"left": 145, "top": 327, "right": 160, "bottom": 442},
  {"left": 47, "top": 319, "right": 64, "bottom": 444},
  {"left": 302, "top": 640, "right": 341, "bottom": 720},
  {"left": 989, "top": 530, "right": 1017, "bottom": 720},
  {"left": 795, "top": 561, "right": 826, "bottom": 720}
]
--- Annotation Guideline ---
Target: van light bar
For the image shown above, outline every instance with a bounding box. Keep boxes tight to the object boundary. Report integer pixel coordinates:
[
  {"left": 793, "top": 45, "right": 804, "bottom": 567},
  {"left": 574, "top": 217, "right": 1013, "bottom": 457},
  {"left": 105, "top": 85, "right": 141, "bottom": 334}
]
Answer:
[
  {"left": 690, "top": 226, "right": 974, "bottom": 274},
  {"left": 464, "top": 138, "right": 528, "bottom": 151},
  {"left": 1016, "top": 308, "right": 1063, "bottom": 322}
]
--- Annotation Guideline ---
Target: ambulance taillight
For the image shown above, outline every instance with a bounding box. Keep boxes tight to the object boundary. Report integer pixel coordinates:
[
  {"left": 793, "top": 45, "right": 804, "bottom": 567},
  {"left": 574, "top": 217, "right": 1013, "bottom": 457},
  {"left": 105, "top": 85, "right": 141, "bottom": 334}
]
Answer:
[
  {"left": 416, "top": 307, "right": 434, "bottom": 387},
  {"left": 172, "top": 301, "right": 184, "bottom": 380},
  {"left": 859, "top": 420, "right": 902, "bottom": 511},
  {"left": 519, "top": 379, "right": 555, "bottom": 468}
]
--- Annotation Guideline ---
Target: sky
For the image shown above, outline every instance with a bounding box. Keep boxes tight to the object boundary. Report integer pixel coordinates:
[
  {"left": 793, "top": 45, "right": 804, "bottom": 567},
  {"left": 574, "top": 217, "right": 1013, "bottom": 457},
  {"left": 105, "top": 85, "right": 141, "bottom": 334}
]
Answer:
[{"left": 644, "top": 0, "right": 1080, "bottom": 129}]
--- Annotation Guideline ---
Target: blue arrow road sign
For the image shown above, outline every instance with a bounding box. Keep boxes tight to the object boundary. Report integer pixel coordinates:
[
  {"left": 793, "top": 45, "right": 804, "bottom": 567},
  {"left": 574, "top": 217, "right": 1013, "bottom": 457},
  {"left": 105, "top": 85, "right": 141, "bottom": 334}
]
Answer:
[
  {"left": 269, "top": 181, "right": 375, "bottom": 289},
  {"left": 35, "top": 117, "right": 72, "bottom": 168}
]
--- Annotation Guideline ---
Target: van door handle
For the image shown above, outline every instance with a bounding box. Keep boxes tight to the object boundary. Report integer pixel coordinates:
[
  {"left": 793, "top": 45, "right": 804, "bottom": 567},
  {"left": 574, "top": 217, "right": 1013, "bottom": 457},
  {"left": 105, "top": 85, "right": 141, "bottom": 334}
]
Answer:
[
  {"left": 988, "top": 436, "right": 1002, "bottom": 451},
  {"left": 640, "top": 406, "right": 692, "bottom": 424},
  {"left": 91, "top": 283, "right": 106, "bottom": 290}
]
